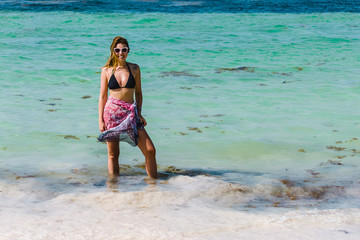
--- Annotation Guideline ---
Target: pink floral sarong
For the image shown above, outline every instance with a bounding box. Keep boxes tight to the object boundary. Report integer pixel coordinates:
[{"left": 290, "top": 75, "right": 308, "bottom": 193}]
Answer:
[{"left": 97, "top": 96, "right": 143, "bottom": 146}]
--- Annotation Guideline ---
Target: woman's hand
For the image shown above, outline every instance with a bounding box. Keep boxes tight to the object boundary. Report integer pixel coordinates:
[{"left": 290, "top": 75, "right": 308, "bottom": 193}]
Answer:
[
  {"left": 99, "top": 121, "right": 107, "bottom": 132},
  {"left": 139, "top": 114, "right": 147, "bottom": 127}
]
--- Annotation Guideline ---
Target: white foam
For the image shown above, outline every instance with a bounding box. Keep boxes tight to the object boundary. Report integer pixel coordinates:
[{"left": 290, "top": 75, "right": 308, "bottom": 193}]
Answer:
[{"left": 1, "top": 175, "right": 359, "bottom": 240}]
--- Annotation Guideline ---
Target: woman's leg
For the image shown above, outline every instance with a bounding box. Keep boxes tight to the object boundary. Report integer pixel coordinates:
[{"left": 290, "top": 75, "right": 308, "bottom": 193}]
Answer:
[
  {"left": 107, "top": 141, "right": 120, "bottom": 175},
  {"left": 137, "top": 129, "right": 158, "bottom": 178}
]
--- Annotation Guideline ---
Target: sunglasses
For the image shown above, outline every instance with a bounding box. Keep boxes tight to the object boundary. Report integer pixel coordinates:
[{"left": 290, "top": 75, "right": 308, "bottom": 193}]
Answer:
[{"left": 114, "top": 47, "right": 129, "bottom": 53}]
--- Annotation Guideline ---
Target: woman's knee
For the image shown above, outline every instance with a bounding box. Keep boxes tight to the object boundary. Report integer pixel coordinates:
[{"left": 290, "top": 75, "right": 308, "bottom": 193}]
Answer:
[
  {"left": 108, "top": 151, "right": 119, "bottom": 160},
  {"left": 146, "top": 145, "right": 156, "bottom": 157},
  {"left": 107, "top": 144, "right": 119, "bottom": 159}
]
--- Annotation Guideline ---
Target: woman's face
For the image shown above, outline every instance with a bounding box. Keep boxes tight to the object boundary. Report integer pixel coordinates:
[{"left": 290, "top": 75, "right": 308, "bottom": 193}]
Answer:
[{"left": 114, "top": 43, "right": 129, "bottom": 61}]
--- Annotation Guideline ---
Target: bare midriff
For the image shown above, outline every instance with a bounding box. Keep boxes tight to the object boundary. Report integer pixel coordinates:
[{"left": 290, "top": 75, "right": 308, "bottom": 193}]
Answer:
[{"left": 109, "top": 89, "right": 135, "bottom": 103}]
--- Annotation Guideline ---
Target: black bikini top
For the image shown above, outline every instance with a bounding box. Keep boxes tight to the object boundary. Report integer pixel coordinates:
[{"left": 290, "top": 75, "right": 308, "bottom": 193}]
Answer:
[{"left": 108, "top": 63, "right": 135, "bottom": 89}]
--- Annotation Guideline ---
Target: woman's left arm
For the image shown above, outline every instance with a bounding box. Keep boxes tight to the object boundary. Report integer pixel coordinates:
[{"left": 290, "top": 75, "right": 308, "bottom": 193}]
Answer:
[{"left": 134, "top": 64, "right": 147, "bottom": 126}]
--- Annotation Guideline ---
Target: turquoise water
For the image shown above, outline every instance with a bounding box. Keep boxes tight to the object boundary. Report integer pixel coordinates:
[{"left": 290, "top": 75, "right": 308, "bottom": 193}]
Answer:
[
  {"left": 1, "top": 8, "right": 360, "bottom": 239},
  {"left": 1, "top": 12, "right": 359, "bottom": 169}
]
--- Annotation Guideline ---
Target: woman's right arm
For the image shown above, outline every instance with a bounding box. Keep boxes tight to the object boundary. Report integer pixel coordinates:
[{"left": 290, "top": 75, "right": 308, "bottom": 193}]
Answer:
[{"left": 98, "top": 68, "right": 108, "bottom": 132}]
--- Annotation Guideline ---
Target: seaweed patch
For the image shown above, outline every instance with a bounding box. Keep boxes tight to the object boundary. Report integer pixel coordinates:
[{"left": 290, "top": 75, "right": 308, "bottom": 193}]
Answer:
[
  {"left": 57, "top": 135, "right": 80, "bottom": 140},
  {"left": 86, "top": 135, "right": 97, "bottom": 138},
  {"left": 215, "top": 66, "right": 255, "bottom": 73},
  {"left": 188, "top": 127, "right": 202, "bottom": 133},
  {"left": 272, "top": 72, "right": 292, "bottom": 76},
  {"left": 180, "top": 87, "right": 192, "bottom": 90},
  {"left": 134, "top": 163, "right": 146, "bottom": 169},
  {"left": 159, "top": 71, "right": 200, "bottom": 77},
  {"left": 15, "top": 175, "right": 35, "bottom": 180},
  {"left": 320, "top": 160, "right": 343, "bottom": 166},
  {"left": 306, "top": 169, "right": 321, "bottom": 177},
  {"left": 280, "top": 179, "right": 296, "bottom": 187},
  {"left": 326, "top": 146, "right": 346, "bottom": 151},
  {"left": 165, "top": 166, "right": 182, "bottom": 173},
  {"left": 282, "top": 80, "right": 301, "bottom": 84},
  {"left": 350, "top": 149, "right": 360, "bottom": 153}
]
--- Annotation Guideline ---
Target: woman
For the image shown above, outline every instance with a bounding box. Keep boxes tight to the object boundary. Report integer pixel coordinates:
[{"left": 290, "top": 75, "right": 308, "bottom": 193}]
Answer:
[{"left": 98, "top": 36, "right": 157, "bottom": 178}]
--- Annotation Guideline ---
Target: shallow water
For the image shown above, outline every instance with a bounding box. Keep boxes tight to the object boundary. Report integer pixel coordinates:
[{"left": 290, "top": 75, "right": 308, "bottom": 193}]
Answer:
[{"left": 1, "top": 1, "right": 360, "bottom": 239}]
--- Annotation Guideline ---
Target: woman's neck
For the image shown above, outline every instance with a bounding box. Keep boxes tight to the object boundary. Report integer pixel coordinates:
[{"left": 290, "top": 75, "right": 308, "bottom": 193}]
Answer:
[{"left": 116, "top": 61, "right": 127, "bottom": 70}]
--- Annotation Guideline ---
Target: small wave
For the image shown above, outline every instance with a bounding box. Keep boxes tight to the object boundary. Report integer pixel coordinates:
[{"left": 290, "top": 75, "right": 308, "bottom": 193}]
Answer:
[{"left": 1, "top": 165, "right": 359, "bottom": 210}]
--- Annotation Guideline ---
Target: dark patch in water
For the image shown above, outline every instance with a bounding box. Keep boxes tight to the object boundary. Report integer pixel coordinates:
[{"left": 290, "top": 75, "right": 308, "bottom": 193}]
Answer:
[
  {"left": 200, "top": 114, "right": 224, "bottom": 118},
  {"left": 57, "top": 135, "right": 80, "bottom": 140},
  {"left": 81, "top": 95, "right": 92, "bottom": 99},
  {"left": 71, "top": 167, "right": 88, "bottom": 174},
  {"left": 188, "top": 127, "right": 202, "bottom": 133},
  {"left": 54, "top": 82, "right": 68, "bottom": 86},
  {"left": 320, "top": 160, "right": 343, "bottom": 166},
  {"left": 327, "top": 146, "right": 346, "bottom": 151},
  {"left": 163, "top": 166, "right": 210, "bottom": 177},
  {"left": 280, "top": 179, "right": 295, "bottom": 187},
  {"left": 86, "top": 135, "right": 97, "bottom": 138},
  {"left": 15, "top": 175, "right": 35, "bottom": 180},
  {"left": 159, "top": 71, "right": 200, "bottom": 78},
  {"left": 273, "top": 71, "right": 292, "bottom": 76},
  {"left": 47, "top": 109, "right": 58, "bottom": 112},
  {"left": 68, "top": 182, "right": 82, "bottom": 186},
  {"left": 133, "top": 163, "right": 146, "bottom": 169},
  {"left": 216, "top": 66, "right": 255, "bottom": 73},
  {"left": 282, "top": 80, "right": 302, "bottom": 84},
  {"left": 274, "top": 179, "right": 345, "bottom": 201},
  {"left": 347, "top": 137, "right": 358, "bottom": 142},
  {"left": 350, "top": 149, "right": 360, "bottom": 153},
  {"left": 180, "top": 87, "right": 192, "bottom": 90},
  {"left": 93, "top": 180, "right": 107, "bottom": 187},
  {"left": 306, "top": 169, "right": 321, "bottom": 177}
]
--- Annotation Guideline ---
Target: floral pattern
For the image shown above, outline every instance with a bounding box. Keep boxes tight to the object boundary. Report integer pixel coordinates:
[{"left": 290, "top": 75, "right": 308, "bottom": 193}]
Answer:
[{"left": 97, "top": 96, "right": 142, "bottom": 146}]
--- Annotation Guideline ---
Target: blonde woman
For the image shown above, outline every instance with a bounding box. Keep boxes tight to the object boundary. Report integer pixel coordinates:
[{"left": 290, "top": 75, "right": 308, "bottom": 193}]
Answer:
[{"left": 98, "top": 36, "right": 157, "bottom": 178}]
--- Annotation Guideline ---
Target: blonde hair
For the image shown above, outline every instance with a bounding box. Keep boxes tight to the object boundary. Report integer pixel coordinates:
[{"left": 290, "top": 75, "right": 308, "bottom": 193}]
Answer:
[{"left": 103, "top": 36, "right": 130, "bottom": 73}]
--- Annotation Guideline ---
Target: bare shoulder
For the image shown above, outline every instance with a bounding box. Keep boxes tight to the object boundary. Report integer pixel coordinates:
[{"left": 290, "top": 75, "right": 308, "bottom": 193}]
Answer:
[
  {"left": 101, "top": 67, "right": 112, "bottom": 77},
  {"left": 128, "top": 62, "right": 140, "bottom": 73}
]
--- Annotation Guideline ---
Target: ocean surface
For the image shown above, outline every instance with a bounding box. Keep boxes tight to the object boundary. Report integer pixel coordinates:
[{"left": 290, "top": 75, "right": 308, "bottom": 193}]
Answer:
[{"left": 0, "top": 0, "right": 360, "bottom": 239}]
